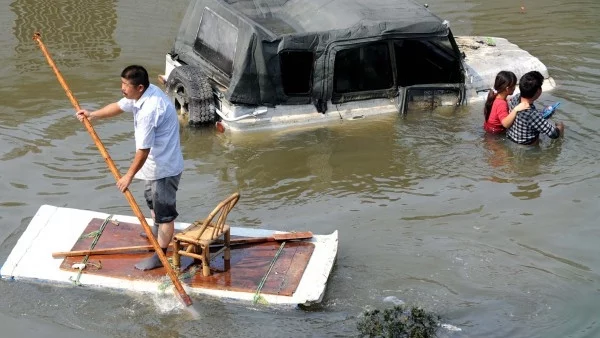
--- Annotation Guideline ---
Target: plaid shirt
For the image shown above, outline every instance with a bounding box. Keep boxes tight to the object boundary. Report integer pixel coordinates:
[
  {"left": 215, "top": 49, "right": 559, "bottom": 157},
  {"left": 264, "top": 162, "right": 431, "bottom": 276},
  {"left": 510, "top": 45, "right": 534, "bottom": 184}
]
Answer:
[{"left": 506, "top": 95, "right": 559, "bottom": 144}]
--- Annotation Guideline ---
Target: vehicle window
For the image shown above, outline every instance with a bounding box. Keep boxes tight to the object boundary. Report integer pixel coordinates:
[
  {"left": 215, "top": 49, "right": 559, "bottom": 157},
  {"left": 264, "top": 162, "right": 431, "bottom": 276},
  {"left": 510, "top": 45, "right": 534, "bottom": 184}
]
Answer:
[
  {"left": 194, "top": 9, "right": 238, "bottom": 76},
  {"left": 394, "top": 38, "right": 461, "bottom": 86},
  {"left": 334, "top": 42, "right": 393, "bottom": 94},
  {"left": 280, "top": 51, "right": 313, "bottom": 95}
]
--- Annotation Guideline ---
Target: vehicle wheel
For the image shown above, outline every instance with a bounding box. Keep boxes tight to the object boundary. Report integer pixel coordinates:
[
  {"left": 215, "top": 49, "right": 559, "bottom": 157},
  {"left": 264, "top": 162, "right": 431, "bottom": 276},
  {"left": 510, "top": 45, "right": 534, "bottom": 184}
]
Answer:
[{"left": 165, "top": 65, "right": 216, "bottom": 126}]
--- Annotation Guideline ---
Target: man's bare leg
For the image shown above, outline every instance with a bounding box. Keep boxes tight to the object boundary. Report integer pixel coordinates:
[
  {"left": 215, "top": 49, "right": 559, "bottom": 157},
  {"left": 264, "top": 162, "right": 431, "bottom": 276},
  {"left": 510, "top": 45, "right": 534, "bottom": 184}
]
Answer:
[
  {"left": 157, "top": 221, "right": 175, "bottom": 248},
  {"left": 135, "top": 221, "right": 175, "bottom": 271},
  {"left": 140, "top": 210, "right": 159, "bottom": 238}
]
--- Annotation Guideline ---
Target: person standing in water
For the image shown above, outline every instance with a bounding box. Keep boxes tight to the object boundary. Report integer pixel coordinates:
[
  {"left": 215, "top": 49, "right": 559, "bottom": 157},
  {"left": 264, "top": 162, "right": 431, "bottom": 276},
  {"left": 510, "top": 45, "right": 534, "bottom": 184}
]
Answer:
[
  {"left": 483, "top": 70, "right": 529, "bottom": 134},
  {"left": 507, "top": 70, "right": 564, "bottom": 145},
  {"left": 76, "top": 65, "right": 184, "bottom": 271}
]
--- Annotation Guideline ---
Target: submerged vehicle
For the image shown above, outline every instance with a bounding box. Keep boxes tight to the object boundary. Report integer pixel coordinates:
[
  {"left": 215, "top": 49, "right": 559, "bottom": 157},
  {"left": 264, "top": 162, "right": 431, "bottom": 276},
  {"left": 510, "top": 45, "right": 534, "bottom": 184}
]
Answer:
[{"left": 161, "top": 0, "right": 554, "bottom": 133}]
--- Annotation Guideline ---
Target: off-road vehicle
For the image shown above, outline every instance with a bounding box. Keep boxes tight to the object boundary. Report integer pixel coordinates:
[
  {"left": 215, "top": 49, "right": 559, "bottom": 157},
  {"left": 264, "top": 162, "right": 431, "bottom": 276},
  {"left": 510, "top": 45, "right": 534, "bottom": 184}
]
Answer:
[{"left": 162, "top": 0, "right": 554, "bottom": 133}]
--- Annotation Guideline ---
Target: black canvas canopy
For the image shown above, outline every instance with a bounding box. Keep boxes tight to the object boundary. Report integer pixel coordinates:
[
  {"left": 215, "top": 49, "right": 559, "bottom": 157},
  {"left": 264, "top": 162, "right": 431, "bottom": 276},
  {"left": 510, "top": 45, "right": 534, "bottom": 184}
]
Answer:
[{"left": 171, "top": 0, "right": 460, "bottom": 108}]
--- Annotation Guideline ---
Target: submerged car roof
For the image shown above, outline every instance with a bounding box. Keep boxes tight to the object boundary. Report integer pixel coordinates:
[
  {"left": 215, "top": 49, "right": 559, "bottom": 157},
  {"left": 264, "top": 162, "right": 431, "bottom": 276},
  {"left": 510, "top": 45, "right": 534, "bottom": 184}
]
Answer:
[
  {"left": 172, "top": 0, "right": 454, "bottom": 106},
  {"left": 223, "top": 0, "right": 447, "bottom": 36}
]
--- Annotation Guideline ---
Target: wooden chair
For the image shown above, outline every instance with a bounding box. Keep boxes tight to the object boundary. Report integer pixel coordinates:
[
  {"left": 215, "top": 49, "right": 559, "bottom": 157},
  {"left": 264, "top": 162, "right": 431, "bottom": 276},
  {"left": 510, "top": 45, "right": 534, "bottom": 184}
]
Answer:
[{"left": 172, "top": 192, "right": 240, "bottom": 276}]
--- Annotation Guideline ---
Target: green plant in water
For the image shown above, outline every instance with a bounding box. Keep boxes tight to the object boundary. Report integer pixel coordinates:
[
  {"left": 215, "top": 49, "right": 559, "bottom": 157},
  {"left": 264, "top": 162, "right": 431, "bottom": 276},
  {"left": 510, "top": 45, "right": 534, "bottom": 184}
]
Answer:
[{"left": 357, "top": 305, "right": 440, "bottom": 338}]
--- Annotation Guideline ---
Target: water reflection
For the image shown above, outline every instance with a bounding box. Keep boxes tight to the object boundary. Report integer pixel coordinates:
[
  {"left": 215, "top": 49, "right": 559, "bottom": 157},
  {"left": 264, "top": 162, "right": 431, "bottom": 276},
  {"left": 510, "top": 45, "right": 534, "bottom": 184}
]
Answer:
[
  {"left": 182, "top": 117, "right": 429, "bottom": 209},
  {"left": 482, "top": 133, "right": 562, "bottom": 199},
  {"left": 10, "top": 0, "right": 120, "bottom": 71},
  {"left": 180, "top": 111, "right": 567, "bottom": 212}
]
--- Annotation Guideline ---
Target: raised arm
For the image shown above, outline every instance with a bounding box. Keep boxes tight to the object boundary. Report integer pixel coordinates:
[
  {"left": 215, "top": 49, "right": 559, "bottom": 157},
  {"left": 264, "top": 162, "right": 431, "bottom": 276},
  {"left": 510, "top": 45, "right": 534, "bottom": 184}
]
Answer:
[
  {"left": 76, "top": 102, "right": 123, "bottom": 122},
  {"left": 501, "top": 101, "right": 530, "bottom": 128}
]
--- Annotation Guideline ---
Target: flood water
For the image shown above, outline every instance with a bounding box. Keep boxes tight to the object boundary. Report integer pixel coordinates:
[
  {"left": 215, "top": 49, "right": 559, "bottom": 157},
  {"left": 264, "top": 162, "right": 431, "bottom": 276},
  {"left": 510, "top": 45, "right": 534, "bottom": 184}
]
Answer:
[{"left": 1, "top": 0, "right": 599, "bottom": 337}]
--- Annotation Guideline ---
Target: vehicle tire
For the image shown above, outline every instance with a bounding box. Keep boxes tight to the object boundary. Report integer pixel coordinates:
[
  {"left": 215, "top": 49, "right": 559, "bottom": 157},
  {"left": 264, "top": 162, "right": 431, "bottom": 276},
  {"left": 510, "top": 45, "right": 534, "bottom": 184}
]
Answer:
[{"left": 165, "top": 65, "right": 216, "bottom": 126}]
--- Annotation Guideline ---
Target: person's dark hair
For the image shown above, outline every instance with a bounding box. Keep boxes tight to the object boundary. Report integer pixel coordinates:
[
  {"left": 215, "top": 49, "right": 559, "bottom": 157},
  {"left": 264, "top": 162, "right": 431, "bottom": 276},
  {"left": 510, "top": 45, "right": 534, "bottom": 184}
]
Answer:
[
  {"left": 483, "top": 71, "right": 517, "bottom": 122},
  {"left": 121, "top": 65, "right": 150, "bottom": 89},
  {"left": 518, "top": 70, "right": 544, "bottom": 99}
]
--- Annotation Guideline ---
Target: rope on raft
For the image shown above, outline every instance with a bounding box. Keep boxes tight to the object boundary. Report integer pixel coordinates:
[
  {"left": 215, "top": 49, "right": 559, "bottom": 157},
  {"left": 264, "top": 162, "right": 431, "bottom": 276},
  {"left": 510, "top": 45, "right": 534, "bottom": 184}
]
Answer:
[
  {"left": 157, "top": 263, "right": 200, "bottom": 292},
  {"left": 69, "top": 215, "right": 112, "bottom": 286},
  {"left": 253, "top": 241, "right": 286, "bottom": 305}
]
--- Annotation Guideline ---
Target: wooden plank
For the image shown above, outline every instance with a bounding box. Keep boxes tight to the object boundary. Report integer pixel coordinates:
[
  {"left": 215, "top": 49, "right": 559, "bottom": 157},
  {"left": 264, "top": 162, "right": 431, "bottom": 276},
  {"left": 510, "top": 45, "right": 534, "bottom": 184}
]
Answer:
[
  {"left": 185, "top": 241, "right": 314, "bottom": 296},
  {"left": 273, "top": 243, "right": 314, "bottom": 294},
  {"left": 60, "top": 219, "right": 315, "bottom": 296}
]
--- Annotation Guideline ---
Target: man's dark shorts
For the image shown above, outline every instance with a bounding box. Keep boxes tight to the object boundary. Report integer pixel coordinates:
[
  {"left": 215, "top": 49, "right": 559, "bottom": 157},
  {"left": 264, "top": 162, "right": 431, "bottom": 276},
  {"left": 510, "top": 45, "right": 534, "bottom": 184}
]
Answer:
[{"left": 144, "top": 173, "right": 181, "bottom": 224}]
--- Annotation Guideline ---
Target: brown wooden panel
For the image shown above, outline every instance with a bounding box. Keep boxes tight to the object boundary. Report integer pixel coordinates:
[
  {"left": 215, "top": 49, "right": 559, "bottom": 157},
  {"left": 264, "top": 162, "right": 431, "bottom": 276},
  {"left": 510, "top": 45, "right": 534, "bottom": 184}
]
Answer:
[{"left": 61, "top": 218, "right": 314, "bottom": 297}]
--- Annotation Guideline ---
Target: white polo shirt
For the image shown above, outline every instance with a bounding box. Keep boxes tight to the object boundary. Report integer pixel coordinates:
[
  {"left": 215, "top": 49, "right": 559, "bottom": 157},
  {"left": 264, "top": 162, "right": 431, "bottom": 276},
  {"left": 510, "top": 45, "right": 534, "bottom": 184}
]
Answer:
[{"left": 118, "top": 84, "right": 184, "bottom": 181}]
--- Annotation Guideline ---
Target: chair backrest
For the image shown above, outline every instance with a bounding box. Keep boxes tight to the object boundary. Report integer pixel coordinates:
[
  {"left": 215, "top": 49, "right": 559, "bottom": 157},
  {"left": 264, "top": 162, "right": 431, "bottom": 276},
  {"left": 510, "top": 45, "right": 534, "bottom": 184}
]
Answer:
[{"left": 193, "top": 192, "right": 240, "bottom": 241}]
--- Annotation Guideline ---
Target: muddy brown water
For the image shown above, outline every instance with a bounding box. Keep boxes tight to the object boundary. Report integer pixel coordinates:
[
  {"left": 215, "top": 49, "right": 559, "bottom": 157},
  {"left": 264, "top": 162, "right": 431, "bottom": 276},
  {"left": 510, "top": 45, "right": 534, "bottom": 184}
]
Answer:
[{"left": 1, "top": 0, "right": 599, "bottom": 337}]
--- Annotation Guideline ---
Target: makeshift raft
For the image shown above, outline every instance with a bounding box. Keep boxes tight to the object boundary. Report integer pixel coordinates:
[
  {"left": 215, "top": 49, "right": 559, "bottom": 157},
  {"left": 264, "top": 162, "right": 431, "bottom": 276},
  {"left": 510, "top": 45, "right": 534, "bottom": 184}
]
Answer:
[{"left": 1, "top": 205, "right": 338, "bottom": 306}]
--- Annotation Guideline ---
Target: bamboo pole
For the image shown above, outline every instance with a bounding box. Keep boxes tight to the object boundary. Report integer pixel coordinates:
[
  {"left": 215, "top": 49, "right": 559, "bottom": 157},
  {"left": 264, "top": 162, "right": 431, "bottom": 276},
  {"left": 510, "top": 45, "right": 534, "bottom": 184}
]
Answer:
[{"left": 33, "top": 32, "right": 192, "bottom": 307}]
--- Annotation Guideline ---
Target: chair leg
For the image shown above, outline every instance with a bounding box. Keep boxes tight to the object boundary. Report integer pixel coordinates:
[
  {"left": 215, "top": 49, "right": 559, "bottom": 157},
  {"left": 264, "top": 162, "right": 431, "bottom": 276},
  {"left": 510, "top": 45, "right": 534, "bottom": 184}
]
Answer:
[
  {"left": 224, "top": 230, "right": 231, "bottom": 272},
  {"left": 173, "top": 240, "right": 180, "bottom": 269},
  {"left": 201, "top": 244, "right": 211, "bottom": 277},
  {"left": 224, "top": 230, "right": 231, "bottom": 261}
]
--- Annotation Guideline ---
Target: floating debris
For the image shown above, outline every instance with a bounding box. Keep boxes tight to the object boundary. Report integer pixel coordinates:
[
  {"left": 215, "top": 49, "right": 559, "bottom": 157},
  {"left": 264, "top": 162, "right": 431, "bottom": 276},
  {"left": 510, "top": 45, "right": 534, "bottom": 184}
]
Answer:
[{"left": 357, "top": 305, "right": 440, "bottom": 338}]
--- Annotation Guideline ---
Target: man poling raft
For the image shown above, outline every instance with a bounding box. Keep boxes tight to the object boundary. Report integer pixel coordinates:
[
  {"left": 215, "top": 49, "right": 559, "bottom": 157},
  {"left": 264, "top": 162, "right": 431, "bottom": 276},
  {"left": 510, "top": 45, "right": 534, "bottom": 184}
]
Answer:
[
  {"left": 75, "top": 65, "right": 184, "bottom": 272},
  {"left": 32, "top": 32, "right": 193, "bottom": 307}
]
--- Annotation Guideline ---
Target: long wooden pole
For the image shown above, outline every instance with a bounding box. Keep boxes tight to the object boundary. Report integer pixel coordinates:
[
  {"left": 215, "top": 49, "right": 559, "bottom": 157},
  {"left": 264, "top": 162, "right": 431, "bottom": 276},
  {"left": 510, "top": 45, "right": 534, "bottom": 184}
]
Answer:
[
  {"left": 52, "top": 231, "right": 314, "bottom": 258},
  {"left": 33, "top": 32, "right": 192, "bottom": 307}
]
